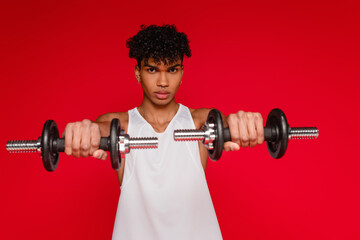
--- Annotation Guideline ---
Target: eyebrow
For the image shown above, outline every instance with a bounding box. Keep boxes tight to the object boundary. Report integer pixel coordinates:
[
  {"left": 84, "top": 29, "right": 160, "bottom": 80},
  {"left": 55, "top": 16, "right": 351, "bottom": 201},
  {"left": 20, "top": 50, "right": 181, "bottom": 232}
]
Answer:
[{"left": 143, "top": 64, "right": 182, "bottom": 69}]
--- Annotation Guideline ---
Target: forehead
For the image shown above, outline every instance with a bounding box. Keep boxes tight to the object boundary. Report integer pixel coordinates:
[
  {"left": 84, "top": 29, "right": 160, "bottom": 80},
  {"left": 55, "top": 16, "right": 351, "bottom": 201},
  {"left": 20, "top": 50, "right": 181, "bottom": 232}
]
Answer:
[{"left": 142, "top": 58, "right": 182, "bottom": 67}]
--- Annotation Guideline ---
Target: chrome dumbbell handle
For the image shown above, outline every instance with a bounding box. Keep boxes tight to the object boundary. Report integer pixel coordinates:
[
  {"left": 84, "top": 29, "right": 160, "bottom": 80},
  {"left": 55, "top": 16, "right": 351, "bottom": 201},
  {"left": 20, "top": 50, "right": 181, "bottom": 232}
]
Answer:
[
  {"left": 6, "top": 139, "right": 41, "bottom": 153},
  {"left": 6, "top": 136, "right": 158, "bottom": 153},
  {"left": 128, "top": 137, "right": 159, "bottom": 149},
  {"left": 174, "top": 127, "right": 319, "bottom": 144},
  {"left": 287, "top": 127, "right": 319, "bottom": 140}
]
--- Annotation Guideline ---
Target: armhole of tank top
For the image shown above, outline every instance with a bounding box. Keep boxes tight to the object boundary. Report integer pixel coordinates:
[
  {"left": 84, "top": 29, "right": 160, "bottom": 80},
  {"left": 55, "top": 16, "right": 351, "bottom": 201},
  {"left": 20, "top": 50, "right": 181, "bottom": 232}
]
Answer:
[
  {"left": 120, "top": 109, "right": 136, "bottom": 190},
  {"left": 184, "top": 107, "right": 207, "bottom": 176}
]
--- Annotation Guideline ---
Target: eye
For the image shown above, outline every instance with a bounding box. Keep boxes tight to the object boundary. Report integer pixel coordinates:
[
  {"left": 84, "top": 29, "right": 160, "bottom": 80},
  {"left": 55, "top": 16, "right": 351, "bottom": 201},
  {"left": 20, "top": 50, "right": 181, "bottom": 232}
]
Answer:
[
  {"left": 147, "top": 68, "right": 156, "bottom": 73},
  {"left": 169, "top": 68, "right": 178, "bottom": 73}
]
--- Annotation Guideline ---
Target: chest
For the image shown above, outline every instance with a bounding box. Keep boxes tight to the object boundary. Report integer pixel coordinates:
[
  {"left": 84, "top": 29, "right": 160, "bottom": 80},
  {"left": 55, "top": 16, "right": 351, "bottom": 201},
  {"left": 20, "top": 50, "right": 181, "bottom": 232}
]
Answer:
[{"left": 147, "top": 120, "right": 172, "bottom": 133}]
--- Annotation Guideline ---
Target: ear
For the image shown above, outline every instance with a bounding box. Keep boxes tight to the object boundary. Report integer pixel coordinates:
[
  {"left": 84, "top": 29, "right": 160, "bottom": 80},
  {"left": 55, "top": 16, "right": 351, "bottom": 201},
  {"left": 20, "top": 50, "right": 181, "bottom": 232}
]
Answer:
[{"left": 134, "top": 65, "right": 141, "bottom": 83}]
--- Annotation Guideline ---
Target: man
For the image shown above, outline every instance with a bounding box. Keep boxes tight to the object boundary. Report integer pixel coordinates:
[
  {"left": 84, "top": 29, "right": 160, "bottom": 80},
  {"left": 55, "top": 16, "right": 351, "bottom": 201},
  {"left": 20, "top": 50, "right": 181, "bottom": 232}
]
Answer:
[{"left": 63, "top": 24, "right": 264, "bottom": 239}]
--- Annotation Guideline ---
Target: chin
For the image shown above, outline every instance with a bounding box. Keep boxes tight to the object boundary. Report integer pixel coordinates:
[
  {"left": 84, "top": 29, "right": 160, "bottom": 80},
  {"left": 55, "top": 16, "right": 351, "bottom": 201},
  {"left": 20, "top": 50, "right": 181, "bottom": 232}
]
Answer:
[
  {"left": 155, "top": 100, "right": 171, "bottom": 106},
  {"left": 153, "top": 98, "right": 173, "bottom": 106}
]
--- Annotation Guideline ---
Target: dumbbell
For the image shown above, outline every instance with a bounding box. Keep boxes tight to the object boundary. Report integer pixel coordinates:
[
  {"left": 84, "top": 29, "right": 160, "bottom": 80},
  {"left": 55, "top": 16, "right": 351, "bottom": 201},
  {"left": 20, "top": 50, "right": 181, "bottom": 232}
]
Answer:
[
  {"left": 6, "top": 119, "right": 158, "bottom": 172},
  {"left": 174, "top": 108, "right": 319, "bottom": 160}
]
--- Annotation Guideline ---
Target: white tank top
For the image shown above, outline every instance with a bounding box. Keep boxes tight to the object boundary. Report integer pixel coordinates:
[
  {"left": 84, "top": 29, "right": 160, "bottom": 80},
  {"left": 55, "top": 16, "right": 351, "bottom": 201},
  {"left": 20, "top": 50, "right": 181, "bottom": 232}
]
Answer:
[{"left": 112, "top": 104, "right": 223, "bottom": 240}]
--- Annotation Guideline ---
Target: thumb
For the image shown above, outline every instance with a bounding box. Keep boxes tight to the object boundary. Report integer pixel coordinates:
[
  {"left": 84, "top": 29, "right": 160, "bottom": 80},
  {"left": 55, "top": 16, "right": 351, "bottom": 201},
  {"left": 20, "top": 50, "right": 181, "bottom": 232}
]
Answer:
[
  {"left": 93, "top": 149, "right": 108, "bottom": 160},
  {"left": 224, "top": 142, "right": 240, "bottom": 152}
]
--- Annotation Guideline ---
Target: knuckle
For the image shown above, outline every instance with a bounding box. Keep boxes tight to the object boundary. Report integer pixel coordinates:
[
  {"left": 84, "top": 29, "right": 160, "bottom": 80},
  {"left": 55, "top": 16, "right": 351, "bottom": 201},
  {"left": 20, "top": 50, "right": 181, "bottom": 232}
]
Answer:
[
  {"left": 255, "top": 112, "right": 262, "bottom": 118},
  {"left": 72, "top": 145, "right": 80, "bottom": 152},
  {"left": 246, "top": 112, "right": 254, "bottom": 118},
  {"left": 81, "top": 144, "right": 89, "bottom": 151},
  {"left": 91, "top": 140, "right": 100, "bottom": 148},
  {"left": 241, "top": 136, "right": 249, "bottom": 142},
  {"left": 65, "top": 123, "right": 72, "bottom": 130},
  {"left": 237, "top": 111, "right": 245, "bottom": 117},
  {"left": 82, "top": 119, "right": 91, "bottom": 125},
  {"left": 82, "top": 120, "right": 92, "bottom": 129},
  {"left": 90, "top": 123, "right": 100, "bottom": 131},
  {"left": 227, "top": 114, "right": 236, "bottom": 122},
  {"left": 249, "top": 136, "right": 257, "bottom": 142}
]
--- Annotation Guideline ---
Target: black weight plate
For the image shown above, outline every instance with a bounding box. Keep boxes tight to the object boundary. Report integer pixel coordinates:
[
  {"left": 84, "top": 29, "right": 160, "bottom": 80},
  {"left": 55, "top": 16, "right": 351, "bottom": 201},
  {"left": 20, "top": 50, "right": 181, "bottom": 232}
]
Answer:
[
  {"left": 266, "top": 109, "right": 289, "bottom": 159},
  {"left": 41, "top": 120, "right": 59, "bottom": 172},
  {"left": 110, "top": 119, "right": 121, "bottom": 170},
  {"left": 208, "top": 109, "right": 224, "bottom": 161}
]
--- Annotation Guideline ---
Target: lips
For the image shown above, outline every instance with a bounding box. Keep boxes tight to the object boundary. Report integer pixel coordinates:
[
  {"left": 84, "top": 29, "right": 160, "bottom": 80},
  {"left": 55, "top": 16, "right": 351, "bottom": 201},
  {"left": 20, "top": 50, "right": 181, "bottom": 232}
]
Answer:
[{"left": 155, "top": 91, "right": 170, "bottom": 100}]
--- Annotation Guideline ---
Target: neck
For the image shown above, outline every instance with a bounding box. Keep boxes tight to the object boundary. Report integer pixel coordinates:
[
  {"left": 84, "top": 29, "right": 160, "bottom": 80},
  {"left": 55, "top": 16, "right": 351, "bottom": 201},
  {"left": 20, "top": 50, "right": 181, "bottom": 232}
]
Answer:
[{"left": 138, "top": 98, "right": 179, "bottom": 125}]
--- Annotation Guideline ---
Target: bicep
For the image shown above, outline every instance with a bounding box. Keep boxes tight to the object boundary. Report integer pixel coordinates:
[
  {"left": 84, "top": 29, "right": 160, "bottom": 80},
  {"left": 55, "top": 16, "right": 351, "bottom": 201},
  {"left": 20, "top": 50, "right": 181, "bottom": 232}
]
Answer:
[
  {"left": 95, "top": 113, "right": 119, "bottom": 124},
  {"left": 95, "top": 112, "right": 128, "bottom": 137},
  {"left": 191, "top": 108, "right": 212, "bottom": 129}
]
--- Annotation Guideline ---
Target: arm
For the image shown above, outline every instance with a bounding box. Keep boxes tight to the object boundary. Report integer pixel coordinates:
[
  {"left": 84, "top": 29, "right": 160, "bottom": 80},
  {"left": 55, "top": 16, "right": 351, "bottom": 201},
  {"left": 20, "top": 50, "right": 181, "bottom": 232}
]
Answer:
[
  {"left": 62, "top": 112, "right": 127, "bottom": 186},
  {"left": 190, "top": 108, "right": 213, "bottom": 172},
  {"left": 96, "top": 112, "right": 128, "bottom": 186},
  {"left": 191, "top": 108, "right": 265, "bottom": 169},
  {"left": 95, "top": 112, "right": 124, "bottom": 136}
]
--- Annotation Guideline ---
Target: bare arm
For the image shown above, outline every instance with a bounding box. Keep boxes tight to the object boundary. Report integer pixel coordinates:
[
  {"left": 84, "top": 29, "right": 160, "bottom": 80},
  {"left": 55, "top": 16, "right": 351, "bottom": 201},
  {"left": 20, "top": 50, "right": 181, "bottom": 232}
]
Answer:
[
  {"left": 95, "top": 112, "right": 125, "bottom": 136},
  {"left": 190, "top": 107, "right": 264, "bottom": 170},
  {"left": 190, "top": 108, "right": 214, "bottom": 172},
  {"left": 96, "top": 112, "right": 128, "bottom": 186}
]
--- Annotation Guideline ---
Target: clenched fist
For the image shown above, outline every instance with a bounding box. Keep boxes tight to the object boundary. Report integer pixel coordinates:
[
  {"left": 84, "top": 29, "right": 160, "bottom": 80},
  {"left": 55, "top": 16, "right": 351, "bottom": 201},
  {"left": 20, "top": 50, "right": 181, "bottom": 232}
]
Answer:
[
  {"left": 224, "top": 111, "right": 265, "bottom": 151},
  {"left": 62, "top": 119, "right": 108, "bottom": 160}
]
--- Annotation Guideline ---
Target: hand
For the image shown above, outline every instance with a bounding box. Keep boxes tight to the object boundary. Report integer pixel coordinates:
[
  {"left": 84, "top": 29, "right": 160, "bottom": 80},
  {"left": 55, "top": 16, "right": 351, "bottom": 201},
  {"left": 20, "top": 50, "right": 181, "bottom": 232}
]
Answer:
[
  {"left": 224, "top": 111, "right": 264, "bottom": 151},
  {"left": 62, "top": 119, "right": 108, "bottom": 160}
]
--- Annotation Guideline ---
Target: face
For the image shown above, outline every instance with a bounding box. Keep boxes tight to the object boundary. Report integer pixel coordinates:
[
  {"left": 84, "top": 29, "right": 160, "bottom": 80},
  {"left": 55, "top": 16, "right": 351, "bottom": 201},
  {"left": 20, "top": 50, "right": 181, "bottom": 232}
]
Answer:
[{"left": 135, "top": 58, "right": 184, "bottom": 106}]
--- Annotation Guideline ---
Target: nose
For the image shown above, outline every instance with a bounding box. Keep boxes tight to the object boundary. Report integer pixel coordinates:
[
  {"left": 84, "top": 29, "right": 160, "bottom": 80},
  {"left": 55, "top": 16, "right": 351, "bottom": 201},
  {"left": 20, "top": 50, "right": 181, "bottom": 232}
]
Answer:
[{"left": 157, "top": 72, "right": 169, "bottom": 88}]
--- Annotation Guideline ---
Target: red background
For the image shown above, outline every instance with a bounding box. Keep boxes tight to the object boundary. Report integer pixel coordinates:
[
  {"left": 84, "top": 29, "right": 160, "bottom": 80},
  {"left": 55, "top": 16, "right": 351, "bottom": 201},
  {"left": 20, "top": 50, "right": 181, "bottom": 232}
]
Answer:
[{"left": 1, "top": 0, "right": 359, "bottom": 239}]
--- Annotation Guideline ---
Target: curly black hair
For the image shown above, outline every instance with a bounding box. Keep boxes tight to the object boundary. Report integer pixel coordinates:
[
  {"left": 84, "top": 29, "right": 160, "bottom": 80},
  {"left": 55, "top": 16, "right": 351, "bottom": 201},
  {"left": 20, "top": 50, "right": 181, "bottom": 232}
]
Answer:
[{"left": 126, "top": 24, "right": 191, "bottom": 67}]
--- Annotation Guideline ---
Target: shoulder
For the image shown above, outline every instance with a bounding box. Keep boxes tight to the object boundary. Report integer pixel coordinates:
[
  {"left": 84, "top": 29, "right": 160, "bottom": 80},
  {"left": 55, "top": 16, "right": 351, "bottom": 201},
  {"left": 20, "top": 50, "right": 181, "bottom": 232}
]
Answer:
[
  {"left": 96, "top": 111, "right": 128, "bottom": 123},
  {"left": 189, "top": 107, "right": 211, "bottom": 129},
  {"left": 95, "top": 111, "right": 129, "bottom": 132},
  {"left": 188, "top": 107, "right": 227, "bottom": 129}
]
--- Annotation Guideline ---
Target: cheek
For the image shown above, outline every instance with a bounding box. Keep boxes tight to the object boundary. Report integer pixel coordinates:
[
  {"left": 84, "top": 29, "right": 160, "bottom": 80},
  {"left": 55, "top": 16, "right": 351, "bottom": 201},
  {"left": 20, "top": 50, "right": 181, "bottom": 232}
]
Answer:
[
  {"left": 172, "top": 81, "right": 182, "bottom": 93},
  {"left": 170, "top": 74, "right": 182, "bottom": 84},
  {"left": 142, "top": 81, "right": 158, "bottom": 95},
  {"left": 142, "top": 82, "right": 152, "bottom": 92}
]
